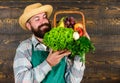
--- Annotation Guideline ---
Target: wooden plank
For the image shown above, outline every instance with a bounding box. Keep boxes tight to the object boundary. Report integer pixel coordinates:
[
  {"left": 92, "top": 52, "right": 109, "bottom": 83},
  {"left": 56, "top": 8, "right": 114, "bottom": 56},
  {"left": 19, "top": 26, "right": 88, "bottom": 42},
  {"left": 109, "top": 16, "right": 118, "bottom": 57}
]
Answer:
[
  {"left": 81, "top": 79, "right": 120, "bottom": 83},
  {"left": 0, "top": 34, "right": 31, "bottom": 50},
  {"left": 0, "top": 8, "right": 22, "bottom": 18},
  {"left": 0, "top": 78, "right": 14, "bottom": 83}
]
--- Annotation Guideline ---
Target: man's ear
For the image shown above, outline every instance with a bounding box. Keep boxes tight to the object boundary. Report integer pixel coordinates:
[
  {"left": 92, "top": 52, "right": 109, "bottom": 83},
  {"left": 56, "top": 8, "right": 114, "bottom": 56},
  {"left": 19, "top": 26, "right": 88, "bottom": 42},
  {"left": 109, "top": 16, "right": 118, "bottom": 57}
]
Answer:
[{"left": 26, "top": 22, "right": 31, "bottom": 31}]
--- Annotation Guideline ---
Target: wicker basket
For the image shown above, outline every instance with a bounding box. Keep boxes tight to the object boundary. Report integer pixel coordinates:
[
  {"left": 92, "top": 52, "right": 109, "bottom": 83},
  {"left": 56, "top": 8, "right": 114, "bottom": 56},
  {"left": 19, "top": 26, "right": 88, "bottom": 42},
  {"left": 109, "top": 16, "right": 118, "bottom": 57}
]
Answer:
[{"left": 53, "top": 10, "right": 90, "bottom": 39}]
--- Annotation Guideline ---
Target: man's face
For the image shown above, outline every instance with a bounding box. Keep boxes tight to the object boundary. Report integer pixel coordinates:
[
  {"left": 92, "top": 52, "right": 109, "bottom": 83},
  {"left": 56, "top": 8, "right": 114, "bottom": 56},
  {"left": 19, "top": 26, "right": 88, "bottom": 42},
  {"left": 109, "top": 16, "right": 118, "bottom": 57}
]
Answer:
[{"left": 28, "top": 12, "right": 51, "bottom": 38}]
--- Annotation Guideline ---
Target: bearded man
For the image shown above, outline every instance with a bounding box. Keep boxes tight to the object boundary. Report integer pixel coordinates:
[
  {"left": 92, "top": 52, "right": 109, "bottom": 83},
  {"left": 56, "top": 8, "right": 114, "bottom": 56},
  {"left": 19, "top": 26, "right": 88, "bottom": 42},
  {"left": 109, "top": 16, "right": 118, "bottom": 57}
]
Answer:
[{"left": 13, "top": 3, "right": 85, "bottom": 83}]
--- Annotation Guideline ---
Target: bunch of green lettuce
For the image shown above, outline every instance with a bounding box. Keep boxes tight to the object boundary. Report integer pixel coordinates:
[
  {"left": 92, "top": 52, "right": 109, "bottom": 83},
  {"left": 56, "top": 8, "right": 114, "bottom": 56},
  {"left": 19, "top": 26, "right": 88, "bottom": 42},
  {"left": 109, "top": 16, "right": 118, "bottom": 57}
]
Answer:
[
  {"left": 43, "top": 27, "right": 74, "bottom": 51},
  {"left": 43, "top": 27, "right": 95, "bottom": 62}
]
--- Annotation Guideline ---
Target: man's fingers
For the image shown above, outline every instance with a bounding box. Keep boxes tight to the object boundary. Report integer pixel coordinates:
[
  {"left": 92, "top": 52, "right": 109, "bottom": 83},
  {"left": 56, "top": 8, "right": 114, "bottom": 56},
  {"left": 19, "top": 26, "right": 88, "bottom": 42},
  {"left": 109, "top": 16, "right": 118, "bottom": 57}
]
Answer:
[
  {"left": 52, "top": 50, "right": 66, "bottom": 55},
  {"left": 58, "top": 50, "right": 67, "bottom": 54},
  {"left": 49, "top": 50, "right": 71, "bottom": 58},
  {"left": 58, "top": 51, "right": 71, "bottom": 58},
  {"left": 49, "top": 49, "right": 53, "bottom": 55}
]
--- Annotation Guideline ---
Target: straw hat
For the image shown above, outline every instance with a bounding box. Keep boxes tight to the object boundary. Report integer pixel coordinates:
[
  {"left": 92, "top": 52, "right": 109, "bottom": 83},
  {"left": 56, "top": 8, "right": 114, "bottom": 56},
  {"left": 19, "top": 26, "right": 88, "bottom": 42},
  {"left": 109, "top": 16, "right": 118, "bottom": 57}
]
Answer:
[{"left": 19, "top": 3, "right": 53, "bottom": 30}]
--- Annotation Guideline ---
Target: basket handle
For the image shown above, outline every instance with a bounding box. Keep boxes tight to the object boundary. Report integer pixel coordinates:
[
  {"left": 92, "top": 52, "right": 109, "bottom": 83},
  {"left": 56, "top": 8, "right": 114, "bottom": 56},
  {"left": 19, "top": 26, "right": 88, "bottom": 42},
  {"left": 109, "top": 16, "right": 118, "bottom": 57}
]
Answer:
[
  {"left": 53, "top": 10, "right": 90, "bottom": 39},
  {"left": 53, "top": 10, "right": 86, "bottom": 31}
]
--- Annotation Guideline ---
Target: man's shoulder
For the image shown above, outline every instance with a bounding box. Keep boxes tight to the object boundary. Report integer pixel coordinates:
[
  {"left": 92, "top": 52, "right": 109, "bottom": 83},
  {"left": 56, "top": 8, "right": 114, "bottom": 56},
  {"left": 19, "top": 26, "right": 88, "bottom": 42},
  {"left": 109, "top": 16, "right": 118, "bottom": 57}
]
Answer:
[
  {"left": 20, "top": 38, "right": 32, "bottom": 45},
  {"left": 17, "top": 37, "right": 32, "bottom": 51}
]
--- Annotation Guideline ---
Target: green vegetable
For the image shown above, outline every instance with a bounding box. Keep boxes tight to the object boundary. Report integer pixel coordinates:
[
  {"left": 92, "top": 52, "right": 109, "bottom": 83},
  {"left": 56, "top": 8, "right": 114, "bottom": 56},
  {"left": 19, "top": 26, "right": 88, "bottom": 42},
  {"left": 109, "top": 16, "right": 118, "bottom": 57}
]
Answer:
[
  {"left": 43, "top": 27, "right": 95, "bottom": 62},
  {"left": 43, "top": 17, "right": 95, "bottom": 63},
  {"left": 67, "top": 36, "right": 95, "bottom": 62},
  {"left": 43, "top": 27, "right": 74, "bottom": 51}
]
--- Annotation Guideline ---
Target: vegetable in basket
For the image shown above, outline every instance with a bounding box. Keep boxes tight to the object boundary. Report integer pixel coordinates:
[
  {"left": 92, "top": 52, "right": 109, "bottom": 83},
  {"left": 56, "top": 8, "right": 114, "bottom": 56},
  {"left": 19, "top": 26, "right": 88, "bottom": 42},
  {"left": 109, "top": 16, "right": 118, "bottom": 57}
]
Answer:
[{"left": 43, "top": 16, "right": 95, "bottom": 62}]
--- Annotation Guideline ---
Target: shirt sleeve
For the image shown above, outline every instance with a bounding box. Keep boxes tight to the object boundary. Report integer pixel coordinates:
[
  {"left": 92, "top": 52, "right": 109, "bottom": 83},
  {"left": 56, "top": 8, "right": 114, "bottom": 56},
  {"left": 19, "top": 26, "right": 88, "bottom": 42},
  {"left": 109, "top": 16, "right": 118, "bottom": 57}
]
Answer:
[
  {"left": 13, "top": 44, "right": 51, "bottom": 83},
  {"left": 65, "top": 55, "right": 85, "bottom": 83}
]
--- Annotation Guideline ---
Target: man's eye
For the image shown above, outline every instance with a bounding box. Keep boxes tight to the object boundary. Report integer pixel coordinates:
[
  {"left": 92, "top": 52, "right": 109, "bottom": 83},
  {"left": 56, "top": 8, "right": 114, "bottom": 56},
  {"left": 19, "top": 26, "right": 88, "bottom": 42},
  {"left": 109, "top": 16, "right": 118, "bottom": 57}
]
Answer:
[
  {"left": 43, "top": 14, "right": 47, "bottom": 18},
  {"left": 34, "top": 17, "right": 40, "bottom": 21}
]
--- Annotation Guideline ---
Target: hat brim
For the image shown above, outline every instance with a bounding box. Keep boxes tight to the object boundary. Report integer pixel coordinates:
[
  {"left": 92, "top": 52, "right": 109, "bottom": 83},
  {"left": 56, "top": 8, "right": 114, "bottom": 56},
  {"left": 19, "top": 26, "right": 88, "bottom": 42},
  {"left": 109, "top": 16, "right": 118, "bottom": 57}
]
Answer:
[{"left": 19, "top": 5, "right": 53, "bottom": 30}]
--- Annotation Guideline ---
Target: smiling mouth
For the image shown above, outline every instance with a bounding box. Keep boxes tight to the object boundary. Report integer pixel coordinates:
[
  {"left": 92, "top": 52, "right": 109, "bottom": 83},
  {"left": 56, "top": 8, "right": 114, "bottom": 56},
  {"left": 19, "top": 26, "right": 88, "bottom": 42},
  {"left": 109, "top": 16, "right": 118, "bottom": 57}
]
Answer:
[
  {"left": 38, "top": 23, "right": 51, "bottom": 31},
  {"left": 39, "top": 23, "right": 49, "bottom": 28}
]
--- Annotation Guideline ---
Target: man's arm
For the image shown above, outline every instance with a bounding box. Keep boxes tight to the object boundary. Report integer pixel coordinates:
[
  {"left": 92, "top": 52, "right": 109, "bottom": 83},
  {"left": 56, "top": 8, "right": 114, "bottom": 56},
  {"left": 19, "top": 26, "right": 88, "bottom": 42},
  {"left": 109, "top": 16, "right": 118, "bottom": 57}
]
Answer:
[
  {"left": 13, "top": 44, "right": 52, "bottom": 83},
  {"left": 13, "top": 42, "right": 71, "bottom": 83},
  {"left": 65, "top": 55, "right": 85, "bottom": 83}
]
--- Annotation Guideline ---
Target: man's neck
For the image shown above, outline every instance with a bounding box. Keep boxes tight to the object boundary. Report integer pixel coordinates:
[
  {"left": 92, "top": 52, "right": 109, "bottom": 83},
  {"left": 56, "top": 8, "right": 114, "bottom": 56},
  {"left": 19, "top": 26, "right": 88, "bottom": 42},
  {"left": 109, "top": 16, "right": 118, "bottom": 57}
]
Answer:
[{"left": 35, "top": 36, "right": 43, "bottom": 43}]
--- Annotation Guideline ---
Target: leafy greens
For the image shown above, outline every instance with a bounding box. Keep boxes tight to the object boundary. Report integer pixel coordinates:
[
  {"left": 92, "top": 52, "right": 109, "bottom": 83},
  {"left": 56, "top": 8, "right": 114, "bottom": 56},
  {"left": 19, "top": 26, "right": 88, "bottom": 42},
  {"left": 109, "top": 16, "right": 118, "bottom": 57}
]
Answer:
[{"left": 43, "top": 27, "right": 74, "bottom": 51}]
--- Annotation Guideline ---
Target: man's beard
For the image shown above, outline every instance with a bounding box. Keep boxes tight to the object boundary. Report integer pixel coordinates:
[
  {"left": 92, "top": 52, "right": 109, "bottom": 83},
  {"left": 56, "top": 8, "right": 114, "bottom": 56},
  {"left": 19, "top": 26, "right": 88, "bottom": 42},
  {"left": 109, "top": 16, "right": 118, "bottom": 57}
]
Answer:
[{"left": 31, "top": 23, "right": 51, "bottom": 38}]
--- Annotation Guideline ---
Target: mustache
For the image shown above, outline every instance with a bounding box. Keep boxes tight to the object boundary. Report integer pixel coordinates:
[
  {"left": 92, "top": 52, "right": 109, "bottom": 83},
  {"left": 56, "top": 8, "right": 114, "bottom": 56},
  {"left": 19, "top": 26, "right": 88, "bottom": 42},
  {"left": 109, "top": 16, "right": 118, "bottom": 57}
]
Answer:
[{"left": 38, "top": 23, "right": 51, "bottom": 29}]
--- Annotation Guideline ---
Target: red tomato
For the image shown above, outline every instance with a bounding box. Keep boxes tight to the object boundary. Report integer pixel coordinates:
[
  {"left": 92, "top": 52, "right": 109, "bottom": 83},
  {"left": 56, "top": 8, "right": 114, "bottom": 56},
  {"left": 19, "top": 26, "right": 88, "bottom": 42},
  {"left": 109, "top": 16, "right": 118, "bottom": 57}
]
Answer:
[
  {"left": 78, "top": 28, "right": 84, "bottom": 36},
  {"left": 74, "top": 23, "right": 84, "bottom": 36}
]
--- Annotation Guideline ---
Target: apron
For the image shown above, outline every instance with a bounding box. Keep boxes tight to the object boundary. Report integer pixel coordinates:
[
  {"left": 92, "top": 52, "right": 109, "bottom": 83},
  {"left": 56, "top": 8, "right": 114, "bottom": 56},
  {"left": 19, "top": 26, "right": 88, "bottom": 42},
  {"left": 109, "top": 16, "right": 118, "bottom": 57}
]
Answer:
[{"left": 31, "top": 44, "right": 66, "bottom": 83}]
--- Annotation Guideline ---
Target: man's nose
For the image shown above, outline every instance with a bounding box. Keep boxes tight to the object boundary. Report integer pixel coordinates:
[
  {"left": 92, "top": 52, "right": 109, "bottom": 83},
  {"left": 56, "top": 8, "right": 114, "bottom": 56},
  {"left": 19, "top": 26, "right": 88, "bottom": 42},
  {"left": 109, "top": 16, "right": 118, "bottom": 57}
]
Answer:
[{"left": 41, "top": 19, "right": 49, "bottom": 24}]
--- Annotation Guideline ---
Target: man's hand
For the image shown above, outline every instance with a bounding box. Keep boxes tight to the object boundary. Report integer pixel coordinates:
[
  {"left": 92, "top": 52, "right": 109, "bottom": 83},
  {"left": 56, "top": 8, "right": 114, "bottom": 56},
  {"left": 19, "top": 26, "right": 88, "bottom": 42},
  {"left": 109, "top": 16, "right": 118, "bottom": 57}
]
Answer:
[{"left": 46, "top": 50, "right": 71, "bottom": 67}]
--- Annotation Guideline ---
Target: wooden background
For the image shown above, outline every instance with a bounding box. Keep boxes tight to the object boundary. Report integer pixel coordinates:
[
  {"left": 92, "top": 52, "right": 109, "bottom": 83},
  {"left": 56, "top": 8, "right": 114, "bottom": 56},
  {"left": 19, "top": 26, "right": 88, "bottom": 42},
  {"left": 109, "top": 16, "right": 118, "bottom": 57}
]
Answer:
[{"left": 0, "top": 0, "right": 120, "bottom": 83}]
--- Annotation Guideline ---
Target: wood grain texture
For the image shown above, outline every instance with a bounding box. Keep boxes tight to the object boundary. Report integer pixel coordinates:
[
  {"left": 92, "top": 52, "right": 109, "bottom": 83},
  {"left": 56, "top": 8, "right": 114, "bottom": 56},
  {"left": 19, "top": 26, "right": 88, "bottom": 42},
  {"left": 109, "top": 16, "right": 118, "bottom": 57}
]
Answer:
[{"left": 0, "top": 0, "right": 120, "bottom": 83}]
